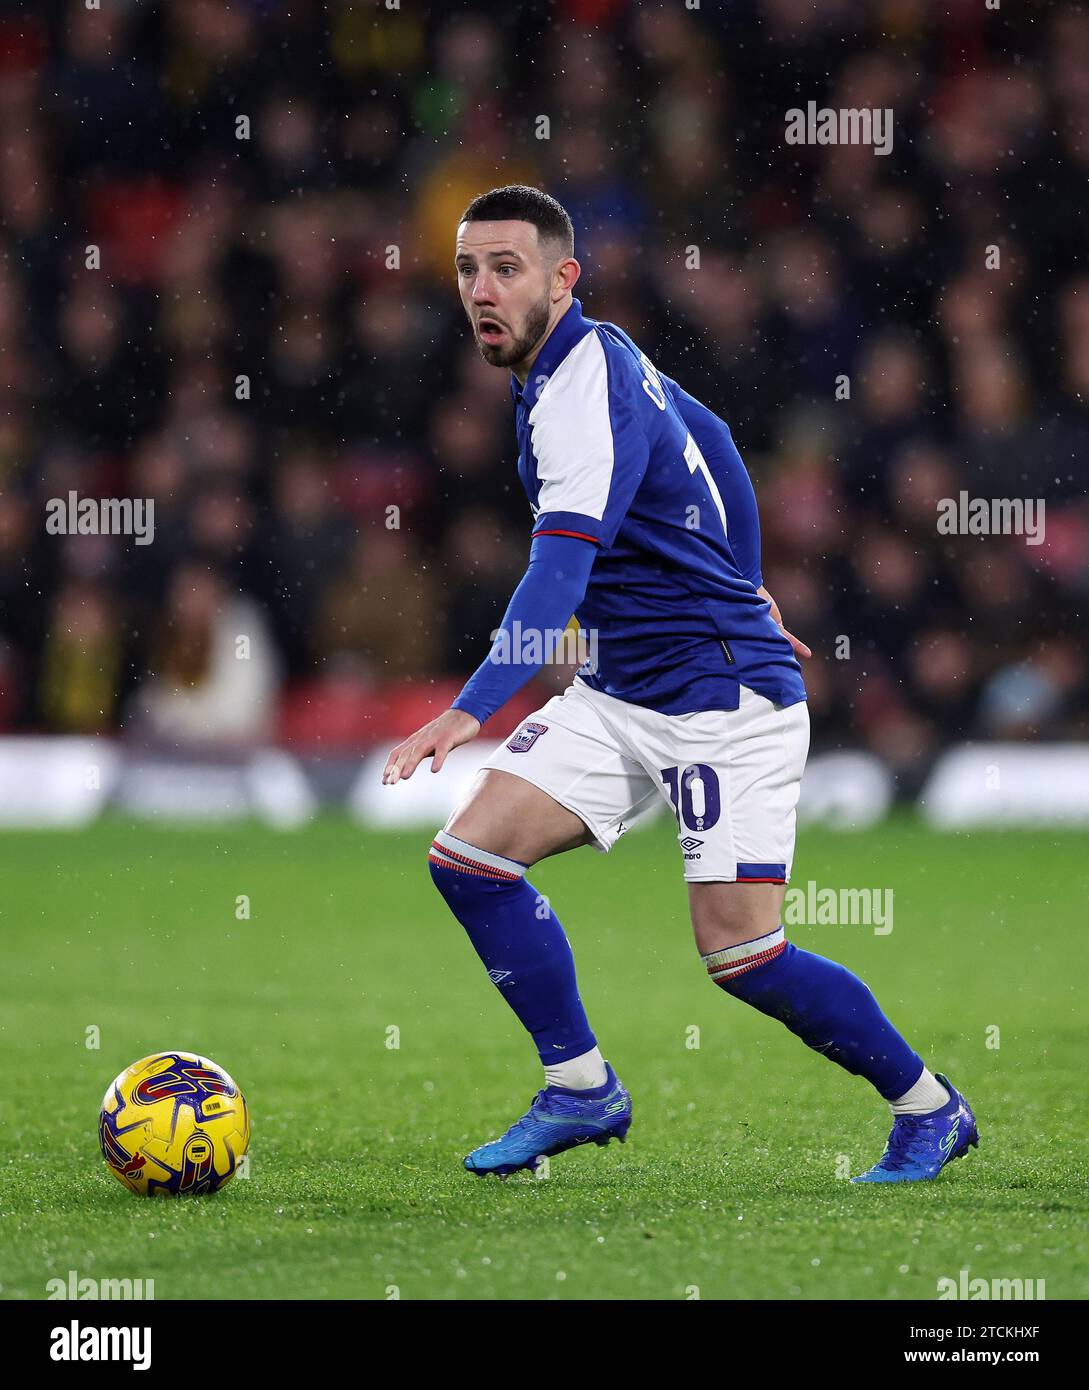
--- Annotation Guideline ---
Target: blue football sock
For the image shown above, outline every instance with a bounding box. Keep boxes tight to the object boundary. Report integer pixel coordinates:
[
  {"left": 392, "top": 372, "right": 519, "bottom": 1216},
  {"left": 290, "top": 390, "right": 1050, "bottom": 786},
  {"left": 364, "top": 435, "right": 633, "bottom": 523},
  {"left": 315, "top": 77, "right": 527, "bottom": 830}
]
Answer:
[
  {"left": 429, "top": 830, "right": 597, "bottom": 1064},
  {"left": 703, "top": 927, "right": 924, "bottom": 1101}
]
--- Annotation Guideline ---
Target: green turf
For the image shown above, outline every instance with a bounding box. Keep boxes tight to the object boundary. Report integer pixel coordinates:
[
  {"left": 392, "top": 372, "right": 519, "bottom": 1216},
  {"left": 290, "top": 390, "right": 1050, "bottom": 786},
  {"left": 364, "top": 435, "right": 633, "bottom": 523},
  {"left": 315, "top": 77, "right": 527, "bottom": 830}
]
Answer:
[{"left": 1, "top": 814, "right": 1085, "bottom": 1301}]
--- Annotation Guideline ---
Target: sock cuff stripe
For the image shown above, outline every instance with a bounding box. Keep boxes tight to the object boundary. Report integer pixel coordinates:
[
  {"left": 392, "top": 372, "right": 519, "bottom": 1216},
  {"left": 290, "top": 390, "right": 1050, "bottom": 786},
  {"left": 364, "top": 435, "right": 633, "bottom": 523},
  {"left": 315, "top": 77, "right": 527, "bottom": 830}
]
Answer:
[
  {"left": 702, "top": 925, "right": 786, "bottom": 972},
  {"left": 429, "top": 845, "right": 521, "bottom": 880},
  {"left": 707, "top": 940, "right": 787, "bottom": 982},
  {"left": 429, "top": 851, "right": 510, "bottom": 880},
  {"left": 430, "top": 830, "right": 527, "bottom": 881}
]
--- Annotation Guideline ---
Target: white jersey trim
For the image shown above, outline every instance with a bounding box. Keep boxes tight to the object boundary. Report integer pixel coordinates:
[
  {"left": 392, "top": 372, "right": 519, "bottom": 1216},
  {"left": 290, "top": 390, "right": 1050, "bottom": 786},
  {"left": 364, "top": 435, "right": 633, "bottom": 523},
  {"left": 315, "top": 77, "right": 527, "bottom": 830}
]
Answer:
[{"left": 529, "top": 330, "right": 614, "bottom": 522}]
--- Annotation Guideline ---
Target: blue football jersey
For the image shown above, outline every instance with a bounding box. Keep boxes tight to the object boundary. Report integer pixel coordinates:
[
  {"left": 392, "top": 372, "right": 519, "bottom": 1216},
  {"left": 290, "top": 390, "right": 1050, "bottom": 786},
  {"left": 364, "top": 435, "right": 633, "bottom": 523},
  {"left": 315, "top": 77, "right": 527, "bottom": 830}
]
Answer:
[{"left": 510, "top": 296, "right": 806, "bottom": 715}]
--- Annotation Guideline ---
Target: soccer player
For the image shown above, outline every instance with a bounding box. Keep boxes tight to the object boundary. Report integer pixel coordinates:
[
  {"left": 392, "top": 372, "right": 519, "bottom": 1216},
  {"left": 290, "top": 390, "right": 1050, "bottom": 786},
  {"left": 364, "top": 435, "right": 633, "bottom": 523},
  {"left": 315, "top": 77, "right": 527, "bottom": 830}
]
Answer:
[{"left": 382, "top": 185, "right": 979, "bottom": 1183}]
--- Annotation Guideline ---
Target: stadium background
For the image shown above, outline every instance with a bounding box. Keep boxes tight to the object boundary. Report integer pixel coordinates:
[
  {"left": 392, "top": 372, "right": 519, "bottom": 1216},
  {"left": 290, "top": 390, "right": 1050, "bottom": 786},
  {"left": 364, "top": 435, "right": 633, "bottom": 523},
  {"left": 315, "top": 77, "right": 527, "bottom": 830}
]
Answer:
[{"left": 1, "top": 0, "right": 1086, "bottom": 797}]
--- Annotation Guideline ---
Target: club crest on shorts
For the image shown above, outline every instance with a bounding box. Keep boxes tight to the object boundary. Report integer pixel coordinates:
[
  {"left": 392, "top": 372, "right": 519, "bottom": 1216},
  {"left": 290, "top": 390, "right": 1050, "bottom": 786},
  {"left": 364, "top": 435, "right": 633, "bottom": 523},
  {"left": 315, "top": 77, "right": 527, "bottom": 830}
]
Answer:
[{"left": 507, "top": 721, "right": 548, "bottom": 753}]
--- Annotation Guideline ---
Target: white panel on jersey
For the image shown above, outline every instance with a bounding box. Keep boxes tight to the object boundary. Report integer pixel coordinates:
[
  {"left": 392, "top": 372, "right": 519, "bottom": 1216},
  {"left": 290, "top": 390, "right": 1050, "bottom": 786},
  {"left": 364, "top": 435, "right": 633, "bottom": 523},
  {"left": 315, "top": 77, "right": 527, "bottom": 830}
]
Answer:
[{"left": 529, "top": 330, "right": 614, "bottom": 521}]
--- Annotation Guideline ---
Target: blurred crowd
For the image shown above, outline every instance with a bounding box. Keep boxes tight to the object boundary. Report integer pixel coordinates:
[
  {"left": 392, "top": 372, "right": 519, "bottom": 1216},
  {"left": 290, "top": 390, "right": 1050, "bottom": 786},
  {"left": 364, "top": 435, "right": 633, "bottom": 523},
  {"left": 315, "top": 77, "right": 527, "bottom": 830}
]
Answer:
[{"left": 0, "top": 0, "right": 1086, "bottom": 783}]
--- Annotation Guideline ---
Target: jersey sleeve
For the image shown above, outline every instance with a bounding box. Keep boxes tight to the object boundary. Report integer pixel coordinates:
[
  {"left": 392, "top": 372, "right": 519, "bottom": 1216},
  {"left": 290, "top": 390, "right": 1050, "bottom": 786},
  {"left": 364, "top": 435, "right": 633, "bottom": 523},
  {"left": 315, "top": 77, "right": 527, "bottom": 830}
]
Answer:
[
  {"left": 450, "top": 532, "right": 597, "bottom": 726},
  {"left": 529, "top": 331, "right": 650, "bottom": 549}
]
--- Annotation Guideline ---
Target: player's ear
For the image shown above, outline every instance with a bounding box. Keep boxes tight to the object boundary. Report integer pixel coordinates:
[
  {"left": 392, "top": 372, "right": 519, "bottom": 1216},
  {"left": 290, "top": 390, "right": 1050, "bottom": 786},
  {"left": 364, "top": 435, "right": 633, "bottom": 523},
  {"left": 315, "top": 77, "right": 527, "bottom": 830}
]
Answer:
[{"left": 554, "top": 256, "right": 580, "bottom": 299}]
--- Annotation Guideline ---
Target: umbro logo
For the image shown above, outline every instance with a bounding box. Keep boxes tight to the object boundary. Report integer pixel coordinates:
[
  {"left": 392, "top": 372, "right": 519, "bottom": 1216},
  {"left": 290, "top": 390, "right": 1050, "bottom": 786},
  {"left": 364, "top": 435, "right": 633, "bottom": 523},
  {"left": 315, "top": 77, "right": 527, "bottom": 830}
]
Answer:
[
  {"left": 486, "top": 969, "right": 512, "bottom": 985},
  {"left": 679, "top": 836, "right": 704, "bottom": 852}
]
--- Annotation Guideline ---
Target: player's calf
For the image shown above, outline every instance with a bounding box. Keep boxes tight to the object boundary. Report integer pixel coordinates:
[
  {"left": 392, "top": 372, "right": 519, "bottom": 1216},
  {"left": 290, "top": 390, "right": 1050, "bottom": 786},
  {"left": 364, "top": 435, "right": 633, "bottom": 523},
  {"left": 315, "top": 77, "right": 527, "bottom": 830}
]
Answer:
[
  {"left": 427, "top": 826, "right": 613, "bottom": 1089},
  {"left": 428, "top": 825, "right": 633, "bottom": 1173},
  {"left": 428, "top": 828, "right": 598, "bottom": 1061},
  {"left": 699, "top": 924, "right": 956, "bottom": 1117}
]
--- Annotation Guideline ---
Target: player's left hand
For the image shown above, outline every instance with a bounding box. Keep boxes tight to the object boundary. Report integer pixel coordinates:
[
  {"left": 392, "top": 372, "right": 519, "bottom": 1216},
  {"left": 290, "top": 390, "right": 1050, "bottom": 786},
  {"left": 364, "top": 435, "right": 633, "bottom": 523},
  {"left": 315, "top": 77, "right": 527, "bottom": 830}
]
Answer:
[{"left": 757, "top": 585, "right": 812, "bottom": 659}]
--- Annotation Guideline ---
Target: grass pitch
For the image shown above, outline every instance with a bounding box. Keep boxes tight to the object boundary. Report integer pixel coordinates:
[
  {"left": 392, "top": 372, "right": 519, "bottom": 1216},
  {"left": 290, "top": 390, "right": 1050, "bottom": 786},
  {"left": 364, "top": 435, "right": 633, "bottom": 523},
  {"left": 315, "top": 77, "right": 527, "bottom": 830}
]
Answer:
[{"left": 1, "top": 814, "right": 1086, "bottom": 1301}]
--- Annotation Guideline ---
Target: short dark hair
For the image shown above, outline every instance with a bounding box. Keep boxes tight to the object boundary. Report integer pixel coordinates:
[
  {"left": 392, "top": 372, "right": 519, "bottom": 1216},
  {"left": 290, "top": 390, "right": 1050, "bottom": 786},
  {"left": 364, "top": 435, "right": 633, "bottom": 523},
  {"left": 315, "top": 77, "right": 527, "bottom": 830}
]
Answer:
[{"left": 459, "top": 185, "right": 574, "bottom": 260}]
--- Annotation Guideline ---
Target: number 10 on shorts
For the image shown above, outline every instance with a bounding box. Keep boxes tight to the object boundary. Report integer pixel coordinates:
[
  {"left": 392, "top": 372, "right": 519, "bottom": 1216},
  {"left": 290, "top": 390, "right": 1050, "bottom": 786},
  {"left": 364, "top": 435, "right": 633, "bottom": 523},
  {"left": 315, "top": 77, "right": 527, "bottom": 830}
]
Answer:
[{"left": 660, "top": 764, "right": 721, "bottom": 833}]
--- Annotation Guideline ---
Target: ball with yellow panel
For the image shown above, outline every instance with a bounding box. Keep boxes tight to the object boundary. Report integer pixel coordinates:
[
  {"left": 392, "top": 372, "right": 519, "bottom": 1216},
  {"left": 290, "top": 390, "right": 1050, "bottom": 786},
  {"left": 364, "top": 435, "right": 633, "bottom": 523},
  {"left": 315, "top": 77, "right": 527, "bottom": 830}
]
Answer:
[{"left": 99, "top": 1052, "right": 250, "bottom": 1196}]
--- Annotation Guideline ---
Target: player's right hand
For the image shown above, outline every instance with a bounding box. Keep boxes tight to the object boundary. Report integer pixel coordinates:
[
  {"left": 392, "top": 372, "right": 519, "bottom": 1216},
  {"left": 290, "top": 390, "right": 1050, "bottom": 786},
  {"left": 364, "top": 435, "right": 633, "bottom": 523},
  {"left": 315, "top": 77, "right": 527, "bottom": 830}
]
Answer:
[{"left": 382, "top": 708, "right": 483, "bottom": 784}]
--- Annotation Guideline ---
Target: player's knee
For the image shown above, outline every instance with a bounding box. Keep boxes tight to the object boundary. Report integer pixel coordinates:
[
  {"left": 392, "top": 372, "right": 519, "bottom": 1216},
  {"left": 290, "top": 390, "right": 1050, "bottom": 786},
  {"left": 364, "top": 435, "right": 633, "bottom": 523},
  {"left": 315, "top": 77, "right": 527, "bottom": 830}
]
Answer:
[
  {"left": 427, "top": 827, "right": 528, "bottom": 899},
  {"left": 689, "top": 880, "right": 785, "bottom": 952}
]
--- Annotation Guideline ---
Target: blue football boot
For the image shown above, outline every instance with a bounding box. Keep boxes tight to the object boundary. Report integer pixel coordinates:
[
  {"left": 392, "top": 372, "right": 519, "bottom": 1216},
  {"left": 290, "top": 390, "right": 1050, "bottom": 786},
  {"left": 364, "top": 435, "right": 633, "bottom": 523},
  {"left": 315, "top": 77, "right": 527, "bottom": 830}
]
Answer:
[
  {"left": 465, "top": 1062, "right": 632, "bottom": 1177},
  {"left": 851, "top": 1073, "right": 979, "bottom": 1183}
]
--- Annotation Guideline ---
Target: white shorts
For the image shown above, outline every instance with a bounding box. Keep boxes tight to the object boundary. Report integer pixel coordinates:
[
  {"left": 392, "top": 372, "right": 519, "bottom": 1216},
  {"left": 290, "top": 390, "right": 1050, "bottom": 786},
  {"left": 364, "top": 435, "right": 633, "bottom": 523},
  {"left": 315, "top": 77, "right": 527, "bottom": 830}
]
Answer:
[{"left": 481, "top": 679, "right": 810, "bottom": 883}]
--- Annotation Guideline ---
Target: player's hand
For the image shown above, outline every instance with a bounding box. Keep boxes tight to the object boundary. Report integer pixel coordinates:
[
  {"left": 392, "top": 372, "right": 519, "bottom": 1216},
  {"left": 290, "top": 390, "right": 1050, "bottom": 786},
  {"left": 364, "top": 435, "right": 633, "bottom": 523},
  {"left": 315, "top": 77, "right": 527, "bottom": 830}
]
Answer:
[
  {"left": 757, "top": 585, "right": 813, "bottom": 660},
  {"left": 382, "top": 708, "right": 482, "bottom": 784}
]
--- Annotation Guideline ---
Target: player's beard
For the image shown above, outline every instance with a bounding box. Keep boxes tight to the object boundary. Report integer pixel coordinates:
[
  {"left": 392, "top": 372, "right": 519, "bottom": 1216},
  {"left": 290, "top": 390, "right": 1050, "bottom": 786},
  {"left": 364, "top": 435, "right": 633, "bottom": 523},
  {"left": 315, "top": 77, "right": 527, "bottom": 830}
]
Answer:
[{"left": 475, "top": 293, "right": 551, "bottom": 370}]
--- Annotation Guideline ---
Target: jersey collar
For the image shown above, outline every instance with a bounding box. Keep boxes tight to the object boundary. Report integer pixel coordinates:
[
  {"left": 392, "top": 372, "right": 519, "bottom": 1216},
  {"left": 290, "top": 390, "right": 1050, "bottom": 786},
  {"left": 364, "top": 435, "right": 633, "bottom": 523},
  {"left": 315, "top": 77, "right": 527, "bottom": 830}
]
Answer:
[{"left": 510, "top": 297, "right": 593, "bottom": 407}]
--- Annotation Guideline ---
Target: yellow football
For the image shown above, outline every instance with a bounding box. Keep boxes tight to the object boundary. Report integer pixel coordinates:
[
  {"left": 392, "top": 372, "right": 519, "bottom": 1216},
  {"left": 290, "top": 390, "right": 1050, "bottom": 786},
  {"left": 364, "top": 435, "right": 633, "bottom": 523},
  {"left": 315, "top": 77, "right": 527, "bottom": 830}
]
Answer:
[{"left": 99, "top": 1052, "right": 250, "bottom": 1196}]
